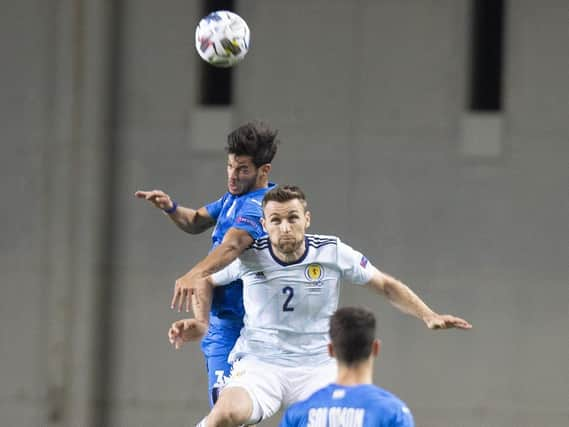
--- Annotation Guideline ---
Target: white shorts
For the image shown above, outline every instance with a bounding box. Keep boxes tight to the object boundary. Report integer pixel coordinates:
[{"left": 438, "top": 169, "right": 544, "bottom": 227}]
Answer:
[{"left": 222, "top": 357, "right": 337, "bottom": 424}]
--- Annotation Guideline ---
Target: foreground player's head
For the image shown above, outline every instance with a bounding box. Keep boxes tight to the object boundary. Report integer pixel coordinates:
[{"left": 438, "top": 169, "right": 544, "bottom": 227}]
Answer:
[
  {"left": 261, "top": 185, "right": 311, "bottom": 258},
  {"left": 225, "top": 121, "right": 279, "bottom": 195},
  {"left": 329, "top": 306, "right": 381, "bottom": 366}
]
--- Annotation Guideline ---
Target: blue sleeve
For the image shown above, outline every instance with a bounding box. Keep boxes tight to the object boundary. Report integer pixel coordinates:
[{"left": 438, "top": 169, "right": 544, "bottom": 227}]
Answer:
[
  {"left": 205, "top": 195, "right": 226, "bottom": 221},
  {"left": 390, "top": 404, "right": 415, "bottom": 427},
  {"left": 232, "top": 199, "right": 265, "bottom": 240}
]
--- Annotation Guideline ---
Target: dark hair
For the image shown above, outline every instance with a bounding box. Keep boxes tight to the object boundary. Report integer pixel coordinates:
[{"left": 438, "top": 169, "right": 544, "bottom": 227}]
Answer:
[
  {"left": 329, "top": 307, "right": 376, "bottom": 365},
  {"left": 226, "top": 121, "right": 279, "bottom": 167},
  {"left": 262, "top": 185, "right": 307, "bottom": 210}
]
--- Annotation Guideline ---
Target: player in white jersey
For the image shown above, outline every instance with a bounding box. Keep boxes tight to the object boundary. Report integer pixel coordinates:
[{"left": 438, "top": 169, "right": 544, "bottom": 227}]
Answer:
[
  {"left": 168, "top": 185, "right": 472, "bottom": 426},
  {"left": 210, "top": 231, "right": 376, "bottom": 369}
]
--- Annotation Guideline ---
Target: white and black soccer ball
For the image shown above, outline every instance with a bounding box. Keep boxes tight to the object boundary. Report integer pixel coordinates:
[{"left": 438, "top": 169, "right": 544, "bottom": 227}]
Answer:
[{"left": 195, "top": 11, "right": 250, "bottom": 67}]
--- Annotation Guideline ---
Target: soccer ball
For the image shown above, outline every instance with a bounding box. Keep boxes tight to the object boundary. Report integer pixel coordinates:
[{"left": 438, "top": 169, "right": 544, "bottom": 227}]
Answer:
[{"left": 195, "top": 11, "right": 250, "bottom": 67}]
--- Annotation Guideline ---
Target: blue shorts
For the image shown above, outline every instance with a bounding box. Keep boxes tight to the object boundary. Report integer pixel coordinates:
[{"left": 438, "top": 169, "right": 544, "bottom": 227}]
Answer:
[
  {"left": 204, "top": 353, "right": 233, "bottom": 407},
  {"left": 201, "top": 318, "right": 243, "bottom": 407}
]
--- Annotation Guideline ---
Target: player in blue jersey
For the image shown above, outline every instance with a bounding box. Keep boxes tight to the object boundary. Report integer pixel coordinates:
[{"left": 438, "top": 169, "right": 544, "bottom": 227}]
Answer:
[
  {"left": 280, "top": 306, "right": 415, "bottom": 427},
  {"left": 168, "top": 185, "right": 471, "bottom": 426},
  {"left": 135, "top": 121, "right": 279, "bottom": 406}
]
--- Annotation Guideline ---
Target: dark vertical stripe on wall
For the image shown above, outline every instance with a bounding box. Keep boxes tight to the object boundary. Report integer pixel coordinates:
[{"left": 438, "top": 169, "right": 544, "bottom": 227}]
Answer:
[
  {"left": 469, "top": 0, "right": 504, "bottom": 111},
  {"left": 92, "top": 0, "right": 123, "bottom": 425},
  {"left": 199, "top": 0, "right": 235, "bottom": 105}
]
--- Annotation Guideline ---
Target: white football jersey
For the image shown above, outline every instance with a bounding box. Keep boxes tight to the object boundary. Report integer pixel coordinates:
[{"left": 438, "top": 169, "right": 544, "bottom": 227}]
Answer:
[{"left": 211, "top": 234, "right": 374, "bottom": 367}]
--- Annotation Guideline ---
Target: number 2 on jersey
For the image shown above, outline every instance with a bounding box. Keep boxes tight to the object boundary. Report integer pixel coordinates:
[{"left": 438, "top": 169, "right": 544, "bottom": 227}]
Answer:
[{"left": 282, "top": 286, "right": 294, "bottom": 312}]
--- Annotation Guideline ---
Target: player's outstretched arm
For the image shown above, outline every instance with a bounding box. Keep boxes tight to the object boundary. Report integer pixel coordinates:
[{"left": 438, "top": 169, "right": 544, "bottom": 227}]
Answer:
[
  {"left": 134, "top": 189, "right": 215, "bottom": 234},
  {"left": 171, "top": 227, "right": 253, "bottom": 311},
  {"left": 365, "top": 267, "right": 472, "bottom": 330}
]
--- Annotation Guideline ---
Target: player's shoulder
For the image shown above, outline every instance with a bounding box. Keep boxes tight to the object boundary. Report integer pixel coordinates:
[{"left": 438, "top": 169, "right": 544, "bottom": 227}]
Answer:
[
  {"left": 248, "top": 235, "right": 270, "bottom": 251},
  {"left": 241, "top": 236, "right": 271, "bottom": 263},
  {"left": 280, "top": 386, "right": 332, "bottom": 427},
  {"left": 242, "top": 191, "right": 264, "bottom": 205},
  {"left": 297, "top": 383, "right": 335, "bottom": 408},
  {"left": 235, "top": 194, "right": 264, "bottom": 219},
  {"left": 283, "top": 397, "right": 308, "bottom": 417},
  {"left": 365, "top": 384, "right": 403, "bottom": 402},
  {"left": 365, "top": 385, "right": 413, "bottom": 422},
  {"left": 285, "top": 384, "right": 333, "bottom": 415},
  {"left": 210, "top": 191, "right": 232, "bottom": 205},
  {"left": 306, "top": 233, "right": 340, "bottom": 248},
  {"left": 237, "top": 194, "right": 263, "bottom": 211},
  {"left": 242, "top": 183, "right": 276, "bottom": 204}
]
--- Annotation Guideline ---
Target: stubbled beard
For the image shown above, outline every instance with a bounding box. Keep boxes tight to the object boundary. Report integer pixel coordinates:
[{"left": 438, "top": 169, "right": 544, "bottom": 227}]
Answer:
[
  {"left": 276, "top": 238, "right": 303, "bottom": 255},
  {"left": 230, "top": 172, "right": 258, "bottom": 195}
]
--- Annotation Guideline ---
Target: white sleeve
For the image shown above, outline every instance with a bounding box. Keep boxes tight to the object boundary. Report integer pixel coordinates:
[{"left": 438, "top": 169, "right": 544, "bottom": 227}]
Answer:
[
  {"left": 210, "top": 258, "right": 244, "bottom": 286},
  {"left": 337, "top": 240, "right": 374, "bottom": 286}
]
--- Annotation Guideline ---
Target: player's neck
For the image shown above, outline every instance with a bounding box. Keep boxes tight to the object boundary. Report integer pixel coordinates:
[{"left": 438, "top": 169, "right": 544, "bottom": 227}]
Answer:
[
  {"left": 252, "top": 175, "right": 269, "bottom": 190},
  {"left": 335, "top": 361, "right": 374, "bottom": 386}
]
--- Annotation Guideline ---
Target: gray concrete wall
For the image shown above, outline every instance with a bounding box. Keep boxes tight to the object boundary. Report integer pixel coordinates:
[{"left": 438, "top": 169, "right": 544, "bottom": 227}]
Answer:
[
  {"left": 1, "top": 1, "right": 567, "bottom": 426},
  {"left": 0, "top": 1, "right": 51, "bottom": 425}
]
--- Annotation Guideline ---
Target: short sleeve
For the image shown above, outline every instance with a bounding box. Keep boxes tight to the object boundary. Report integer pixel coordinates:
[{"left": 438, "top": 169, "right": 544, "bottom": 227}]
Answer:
[
  {"left": 232, "top": 199, "right": 265, "bottom": 240},
  {"left": 337, "top": 240, "right": 374, "bottom": 286},
  {"left": 210, "top": 259, "right": 244, "bottom": 287},
  {"left": 392, "top": 404, "right": 415, "bottom": 427},
  {"left": 205, "top": 194, "right": 227, "bottom": 221}
]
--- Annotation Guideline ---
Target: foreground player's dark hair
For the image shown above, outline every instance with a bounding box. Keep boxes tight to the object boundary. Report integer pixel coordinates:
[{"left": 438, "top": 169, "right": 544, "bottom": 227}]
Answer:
[
  {"left": 329, "top": 307, "right": 376, "bottom": 365},
  {"left": 262, "top": 185, "right": 307, "bottom": 210},
  {"left": 226, "top": 121, "right": 279, "bottom": 167}
]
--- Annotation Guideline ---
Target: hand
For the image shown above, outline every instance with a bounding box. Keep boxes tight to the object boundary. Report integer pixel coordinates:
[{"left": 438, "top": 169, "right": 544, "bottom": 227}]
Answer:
[
  {"left": 171, "top": 274, "right": 195, "bottom": 312},
  {"left": 134, "top": 189, "right": 174, "bottom": 211},
  {"left": 168, "top": 318, "right": 207, "bottom": 349},
  {"left": 424, "top": 313, "right": 472, "bottom": 330}
]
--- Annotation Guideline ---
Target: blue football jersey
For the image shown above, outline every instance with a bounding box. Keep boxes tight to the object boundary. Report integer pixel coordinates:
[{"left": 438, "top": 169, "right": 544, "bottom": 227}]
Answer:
[
  {"left": 280, "top": 383, "right": 414, "bottom": 427},
  {"left": 200, "top": 183, "right": 276, "bottom": 357}
]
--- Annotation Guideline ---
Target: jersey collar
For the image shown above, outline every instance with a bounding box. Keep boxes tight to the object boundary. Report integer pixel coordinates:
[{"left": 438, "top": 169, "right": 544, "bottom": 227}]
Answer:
[
  {"left": 268, "top": 236, "right": 309, "bottom": 266},
  {"left": 236, "top": 182, "right": 277, "bottom": 199}
]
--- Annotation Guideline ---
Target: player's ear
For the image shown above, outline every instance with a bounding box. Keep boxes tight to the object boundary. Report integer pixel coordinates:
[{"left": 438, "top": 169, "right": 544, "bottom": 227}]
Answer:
[
  {"left": 327, "top": 343, "right": 335, "bottom": 358},
  {"left": 261, "top": 217, "right": 267, "bottom": 232},
  {"left": 258, "top": 163, "right": 271, "bottom": 179},
  {"left": 305, "top": 210, "right": 311, "bottom": 229},
  {"left": 372, "top": 339, "right": 381, "bottom": 357}
]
